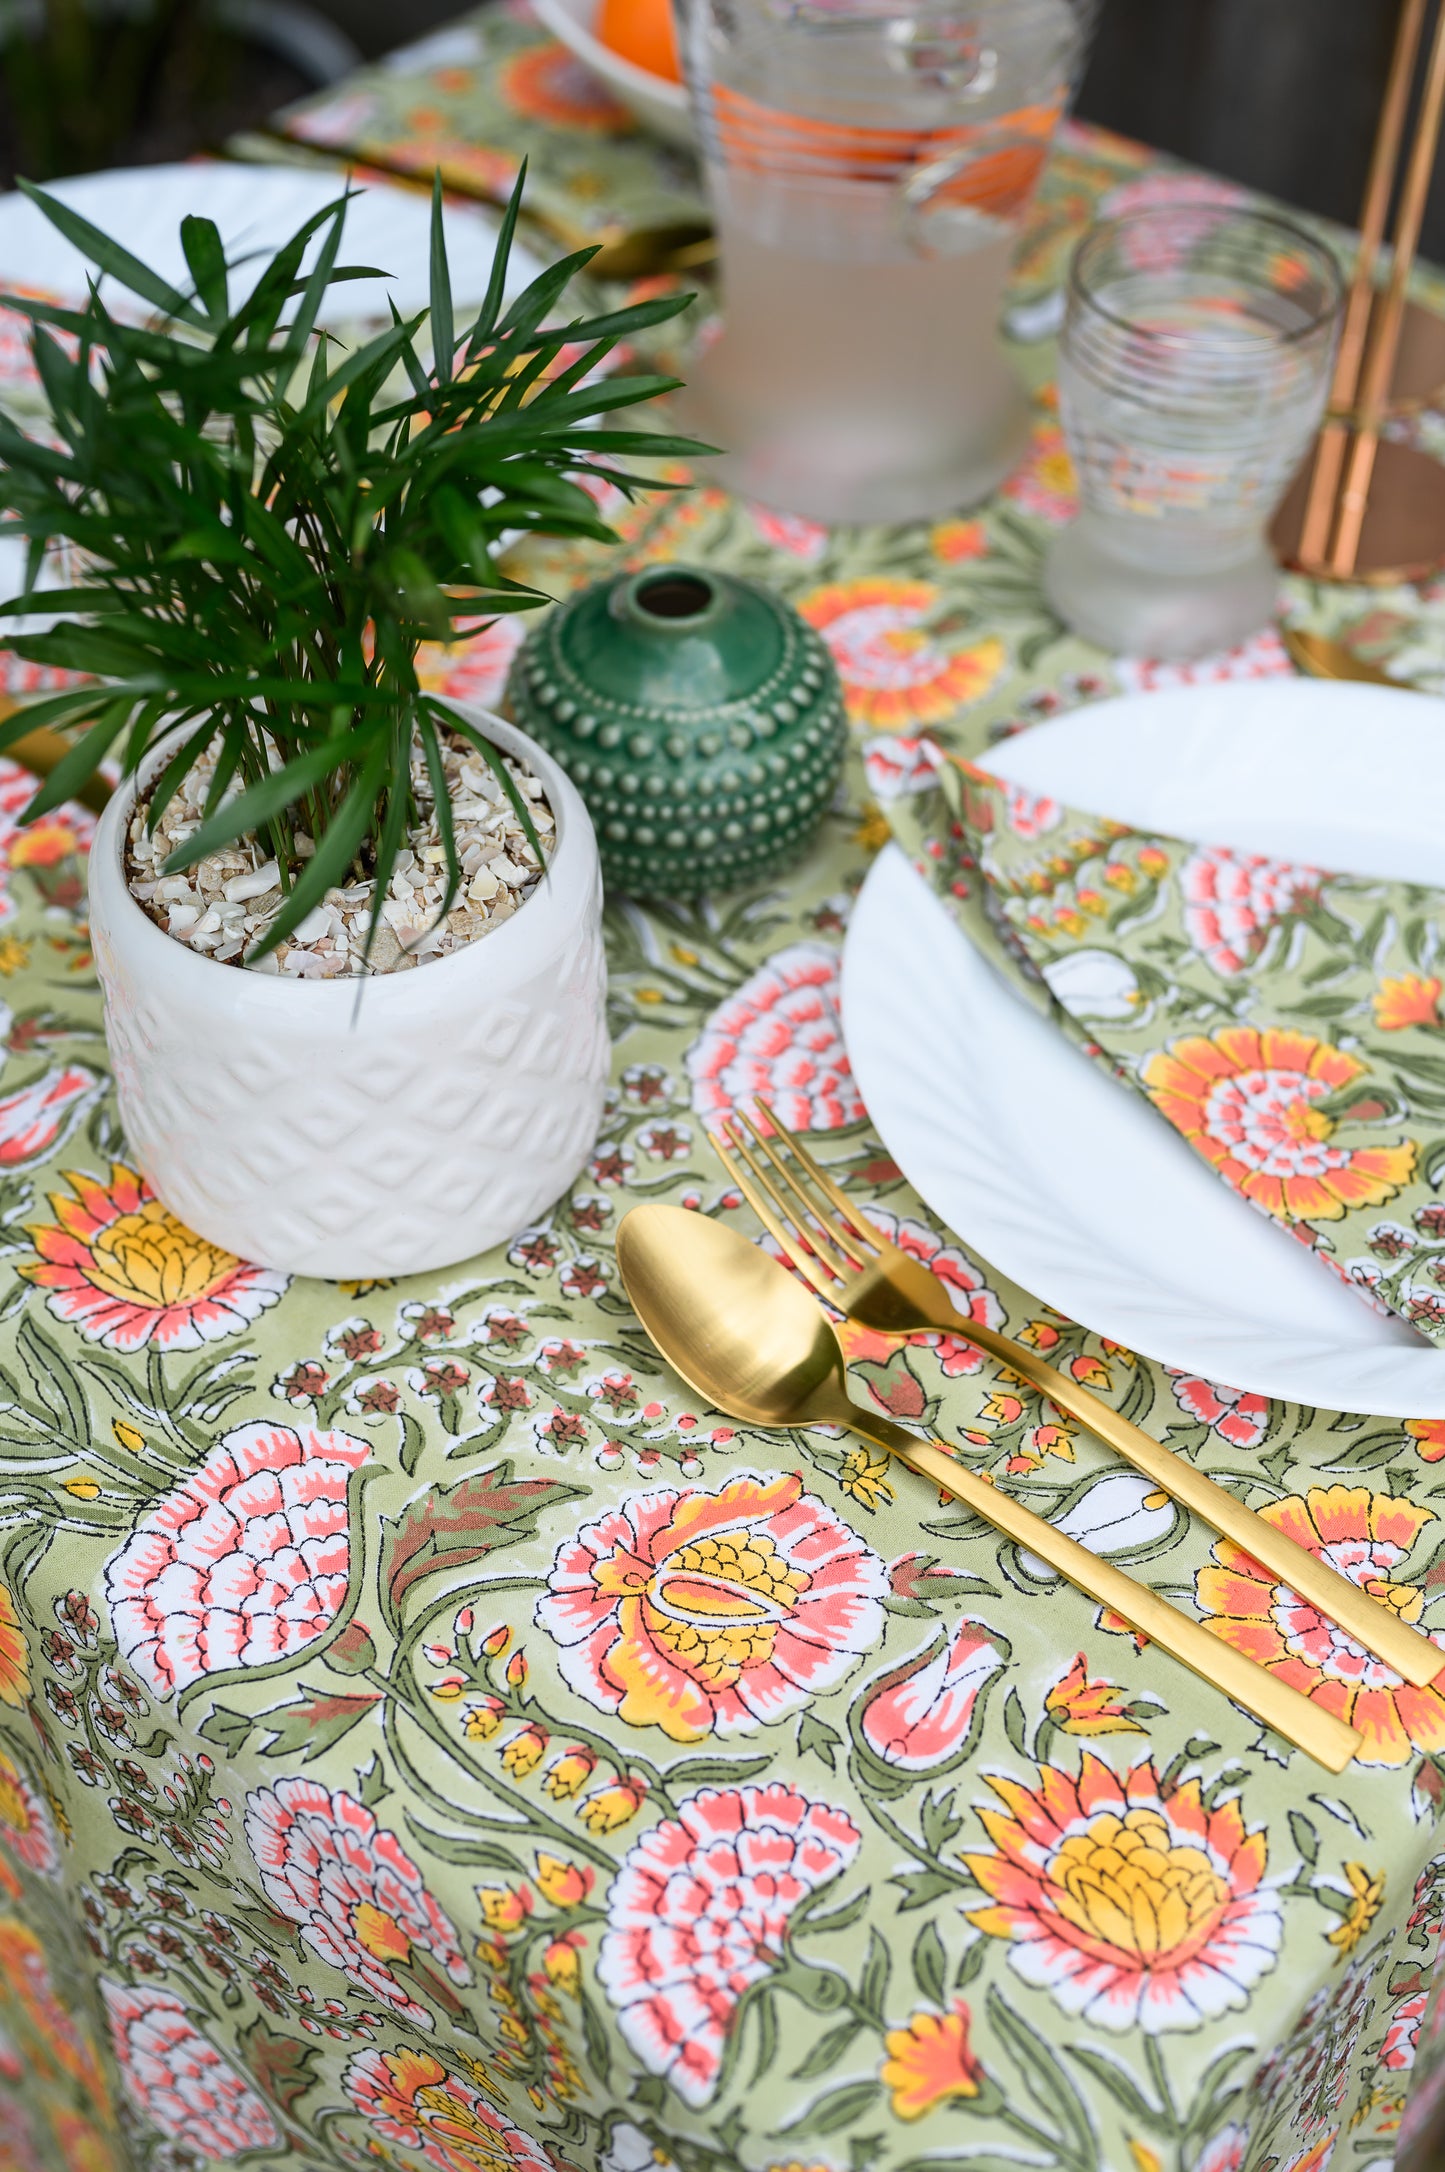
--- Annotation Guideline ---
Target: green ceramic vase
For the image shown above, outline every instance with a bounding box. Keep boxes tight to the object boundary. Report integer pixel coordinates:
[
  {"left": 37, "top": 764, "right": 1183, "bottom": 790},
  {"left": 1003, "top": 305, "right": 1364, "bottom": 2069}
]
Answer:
[{"left": 504, "top": 563, "right": 847, "bottom": 896}]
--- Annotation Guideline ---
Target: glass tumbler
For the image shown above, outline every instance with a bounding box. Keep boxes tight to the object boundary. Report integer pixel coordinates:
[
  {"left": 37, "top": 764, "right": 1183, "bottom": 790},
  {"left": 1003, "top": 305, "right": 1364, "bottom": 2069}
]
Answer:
[
  {"left": 677, "top": 0, "right": 1098, "bottom": 526},
  {"left": 1045, "top": 202, "right": 1343, "bottom": 658}
]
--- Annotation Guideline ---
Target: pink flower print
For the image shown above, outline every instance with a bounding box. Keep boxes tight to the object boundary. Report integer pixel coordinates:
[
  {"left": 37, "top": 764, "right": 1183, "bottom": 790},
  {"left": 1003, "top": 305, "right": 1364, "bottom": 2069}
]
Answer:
[
  {"left": 1382, "top": 1988, "right": 1427, "bottom": 2072},
  {"left": 415, "top": 614, "right": 528, "bottom": 712},
  {"left": 1115, "top": 626, "right": 1292, "bottom": 693},
  {"left": 599, "top": 1782, "right": 862, "bottom": 2105},
  {"left": 1005, "top": 782, "right": 1062, "bottom": 840},
  {"left": 101, "top": 1980, "right": 278, "bottom": 2158},
  {"left": 0, "top": 1064, "right": 100, "bottom": 1166},
  {"left": 857, "top": 1207, "right": 1004, "bottom": 1373},
  {"left": 964, "top": 1753, "right": 1282, "bottom": 2032},
  {"left": 859, "top": 1618, "right": 1005, "bottom": 1771},
  {"left": 1167, "top": 1373, "right": 1271, "bottom": 1449},
  {"left": 537, "top": 1471, "right": 886, "bottom": 1741},
  {"left": 1190, "top": 2127, "right": 1250, "bottom": 2172},
  {"left": 746, "top": 503, "right": 828, "bottom": 562},
  {"left": 1181, "top": 845, "right": 1323, "bottom": 977},
  {"left": 105, "top": 1421, "right": 369, "bottom": 1697},
  {"left": 686, "top": 942, "right": 862, "bottom": 1130},
  {"left": 243, "top": 1778, "right": 469, "bottom": 2027},
  {"left": 862, "top": 733, "right": 944, "bottom": 804},
  {"left": 344, "top": 2045, "right": 553, "bottom": 2172}
]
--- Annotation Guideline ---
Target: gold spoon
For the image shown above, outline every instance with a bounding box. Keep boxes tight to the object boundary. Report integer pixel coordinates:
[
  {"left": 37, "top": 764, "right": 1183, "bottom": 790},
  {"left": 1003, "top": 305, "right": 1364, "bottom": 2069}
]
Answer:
[
  {"left": 1283, "top": 624, "right": 1414, "bottom": 688},
  {"left": 586, "top": 220, "right": 716, "bottom": 282},
  {"left": 615, "top": 1202, "right": 1362, "bottom": 1772}
]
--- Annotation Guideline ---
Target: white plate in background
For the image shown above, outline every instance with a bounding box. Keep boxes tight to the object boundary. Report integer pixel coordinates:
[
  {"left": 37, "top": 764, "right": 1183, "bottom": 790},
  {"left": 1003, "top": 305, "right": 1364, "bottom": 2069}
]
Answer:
[{"left": 0, "top": 163, "right": 543, "bottom": 326}]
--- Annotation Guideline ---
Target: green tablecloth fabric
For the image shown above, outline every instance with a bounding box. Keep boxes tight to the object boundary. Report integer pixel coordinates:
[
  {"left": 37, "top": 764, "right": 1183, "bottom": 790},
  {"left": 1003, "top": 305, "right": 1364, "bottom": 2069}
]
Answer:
[{"left": 0, "top": 13, "right": 1444, "bottom": 2172}]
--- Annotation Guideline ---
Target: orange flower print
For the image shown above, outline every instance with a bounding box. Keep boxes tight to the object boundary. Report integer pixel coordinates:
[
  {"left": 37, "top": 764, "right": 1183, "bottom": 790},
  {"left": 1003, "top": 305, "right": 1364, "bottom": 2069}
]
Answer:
[
  {"left": 881, "top": 2002, "right": 983, "bottom": 2119},
  {"left": 1139, "top": 1028, "right": 1415, "bottom": 1223},
  {"left": 930, "top": 517, "right": 988, "bottom": 564},
  {"left": 499, "top": 43, "right": 632, "bottom": 131},
  {"left": 1405, "top": 1418, "right": 1445, "bottom": 1462},
  {"left": 0, "top": 1583, "right": 27, "bottom": 1707},
  {"left": 21, "top": 1166, "right": 288, "bottom": 1352},
  {"left": 1197, "top": 1486, "right": 1445, "bottom": 1766},
  {"left": 344, "top": 2045, "right": 553, "bottom": 2172},
  {"left": 963, "top": 1755, "right": 1280, "bottom": 2030},
  {"left": 1373, "top": 973, "right": 1442, "bottom": 1030},
  {"left": 1044, "top": 1652, "right": 1147, "bottom": 1736},
  {"left": 798, "top": 579, "right": 1005, "bottom": 730}
]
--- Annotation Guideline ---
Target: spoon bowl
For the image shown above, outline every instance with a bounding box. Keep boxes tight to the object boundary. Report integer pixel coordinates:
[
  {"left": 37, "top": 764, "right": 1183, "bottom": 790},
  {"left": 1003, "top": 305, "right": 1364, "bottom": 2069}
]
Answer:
[{"left": 616, "top": 1199, "right": 852, "bottom": 1428}]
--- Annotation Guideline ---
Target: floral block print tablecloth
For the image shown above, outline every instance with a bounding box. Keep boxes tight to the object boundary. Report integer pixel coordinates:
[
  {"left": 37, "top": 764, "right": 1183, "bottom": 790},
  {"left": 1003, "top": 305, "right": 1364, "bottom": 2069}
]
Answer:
[{"left": 5, "top": 21, "right": 1445, "bottom": 2172}]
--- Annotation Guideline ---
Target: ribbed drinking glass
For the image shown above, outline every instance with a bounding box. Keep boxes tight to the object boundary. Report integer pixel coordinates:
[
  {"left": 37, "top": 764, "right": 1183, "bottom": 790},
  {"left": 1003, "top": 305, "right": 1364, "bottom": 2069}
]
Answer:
[{"left": 1045, "top": 201, "right": 1343, "bottom": 658}]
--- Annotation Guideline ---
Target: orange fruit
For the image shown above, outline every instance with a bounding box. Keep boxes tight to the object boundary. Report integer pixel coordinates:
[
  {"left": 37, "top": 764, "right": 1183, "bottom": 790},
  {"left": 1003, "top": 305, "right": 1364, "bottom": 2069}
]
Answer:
[{"left": 596, "top": 0, "right": 681, "bottom": 83}]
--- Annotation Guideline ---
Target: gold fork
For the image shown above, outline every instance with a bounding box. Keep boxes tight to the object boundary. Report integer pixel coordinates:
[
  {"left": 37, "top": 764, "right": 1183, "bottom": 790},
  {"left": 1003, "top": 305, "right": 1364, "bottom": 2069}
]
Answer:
[{"left": 713, "top": 1104, "right": 1445, "bottom": 1694}]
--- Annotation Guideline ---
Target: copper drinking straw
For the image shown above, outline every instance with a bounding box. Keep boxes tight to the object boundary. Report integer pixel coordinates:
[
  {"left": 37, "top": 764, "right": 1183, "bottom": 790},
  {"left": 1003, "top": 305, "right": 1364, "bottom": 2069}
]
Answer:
[{"left": 1275, "top": 0, "right": 1445, "bottom": 582}]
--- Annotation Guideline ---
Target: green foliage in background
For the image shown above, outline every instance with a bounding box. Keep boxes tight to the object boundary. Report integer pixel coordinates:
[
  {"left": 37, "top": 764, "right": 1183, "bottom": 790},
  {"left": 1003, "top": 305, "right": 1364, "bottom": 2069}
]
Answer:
[{"left": 0, "top": 167, "right": 703, "bottom": 959}]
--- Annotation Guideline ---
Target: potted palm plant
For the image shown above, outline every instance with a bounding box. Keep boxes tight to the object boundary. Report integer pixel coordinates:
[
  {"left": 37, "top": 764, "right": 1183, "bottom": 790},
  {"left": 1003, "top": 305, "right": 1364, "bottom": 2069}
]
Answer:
[{"left": 0, "top": 168, "right": 701, "bottom": 1277}]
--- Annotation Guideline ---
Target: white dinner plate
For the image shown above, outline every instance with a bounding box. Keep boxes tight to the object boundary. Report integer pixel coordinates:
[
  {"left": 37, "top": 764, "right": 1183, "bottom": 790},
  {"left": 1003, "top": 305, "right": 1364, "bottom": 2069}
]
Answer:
[
  {"left": 0, "top": 163, "right": 543, "bottom": 327},
  {"left": 841, "top": 678, "right": 1445, "bottom": 1416}
]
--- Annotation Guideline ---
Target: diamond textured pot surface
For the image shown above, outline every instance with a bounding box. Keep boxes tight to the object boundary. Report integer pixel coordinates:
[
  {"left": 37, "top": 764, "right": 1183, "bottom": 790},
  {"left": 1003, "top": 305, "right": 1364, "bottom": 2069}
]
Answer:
[{"left": 87, "top": 706, "right": 609, "bottom": 1278}]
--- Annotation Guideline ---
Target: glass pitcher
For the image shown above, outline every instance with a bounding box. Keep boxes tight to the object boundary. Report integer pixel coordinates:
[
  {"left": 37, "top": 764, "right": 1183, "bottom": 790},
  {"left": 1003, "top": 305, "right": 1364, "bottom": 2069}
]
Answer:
[{"left": 677, "top": 0, "right": 1097, "bottom": 524}]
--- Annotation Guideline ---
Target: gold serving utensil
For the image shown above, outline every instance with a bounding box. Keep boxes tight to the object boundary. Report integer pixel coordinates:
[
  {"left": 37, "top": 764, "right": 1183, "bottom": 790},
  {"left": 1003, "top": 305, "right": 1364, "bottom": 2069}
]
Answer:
[
  {"left": 616, "top": 1201, "right": 1363, "bottom": 1773},
  {"left": 586, "top": 220, "right": 716, "bottom": 282},
  {"left": 1282, "top": 625, "right": 1413, "bottom": 689},
  {"left": 0, "top": 698, "right": 110, "bottom": 814},
  {"left": 714, "top": 1105, "right": 1445, "bottom": 1697}
]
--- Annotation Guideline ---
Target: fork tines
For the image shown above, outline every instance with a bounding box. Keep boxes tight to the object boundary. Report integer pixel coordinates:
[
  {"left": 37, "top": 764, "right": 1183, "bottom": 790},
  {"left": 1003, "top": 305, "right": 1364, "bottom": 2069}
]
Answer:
[{"left": 710, "top": 1102, "right": 878, "bottom": 1301}]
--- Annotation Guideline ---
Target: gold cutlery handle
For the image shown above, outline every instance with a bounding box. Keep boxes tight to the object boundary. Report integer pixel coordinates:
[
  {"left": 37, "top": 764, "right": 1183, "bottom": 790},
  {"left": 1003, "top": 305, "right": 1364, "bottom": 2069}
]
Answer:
[
  {"left": 956, "top": 1317, "right": 1442, "bottom": 1692},
  {"left": 855, "top": 1407, "right": 1363, "bottom": 1773}
]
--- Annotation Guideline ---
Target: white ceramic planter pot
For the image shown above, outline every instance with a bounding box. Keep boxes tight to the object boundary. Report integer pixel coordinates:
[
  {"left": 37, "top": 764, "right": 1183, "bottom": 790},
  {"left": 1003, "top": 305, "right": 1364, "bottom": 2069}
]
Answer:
[{"left": 88, "top": 706, "right": 610, "bottom": 1278}]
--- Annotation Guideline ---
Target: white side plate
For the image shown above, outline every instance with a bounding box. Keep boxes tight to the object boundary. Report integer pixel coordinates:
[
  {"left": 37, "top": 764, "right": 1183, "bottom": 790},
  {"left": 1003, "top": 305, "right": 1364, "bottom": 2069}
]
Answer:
[
  {"left": 0, "top": 163, "right": 542, "bottom": 325},
  {"left": 841, "top": 679, "right": 1445, "bottom": 1416}
]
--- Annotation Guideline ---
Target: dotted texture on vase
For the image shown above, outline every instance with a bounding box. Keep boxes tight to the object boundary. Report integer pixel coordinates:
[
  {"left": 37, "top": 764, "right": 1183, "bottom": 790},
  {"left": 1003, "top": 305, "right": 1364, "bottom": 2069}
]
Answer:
[{"left": 505, "top": 564, "right": 848, "bottom": 896}]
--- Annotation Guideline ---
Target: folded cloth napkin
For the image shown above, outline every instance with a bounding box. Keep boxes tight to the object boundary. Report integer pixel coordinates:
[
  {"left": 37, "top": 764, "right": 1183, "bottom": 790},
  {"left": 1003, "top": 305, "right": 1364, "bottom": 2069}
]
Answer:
[{"left": 886, "top": 743, "right": 1445, "bottom": 1347}]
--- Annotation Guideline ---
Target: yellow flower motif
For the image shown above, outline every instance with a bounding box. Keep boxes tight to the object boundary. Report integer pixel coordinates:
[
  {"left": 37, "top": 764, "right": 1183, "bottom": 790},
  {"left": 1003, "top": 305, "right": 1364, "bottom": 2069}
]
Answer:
[
  {"left": 543, "top": 1937, "right": 582, "bottom": 1994},
  {"left": 0, "top": 1584, "right": 28, "bottom": 1708},
  {"left": 981, "top": 1390, "right": 1023, "bottom": 1424},
  {"left": 61, "top": 1478, "right": 101, "bottom": 1501},
  {"left": 671, "top": 945, "right": 699, "bottom": 966},
  {"left": 1374, "top": 973, "right": 1442, "bottom": 1031},
  {"left": 577, "top": 1780, "right": 645, "bottom": 1834},
  {"left": 1045, "top": 1652, "right": 1147, "bottom": 1737},
  {"left": 881, "top": 2002, "right": 982, "bottom": 2120},
  {"left": 636, "top": 988, "right": 665, "bottom": 1005},
  {"left": 462, "top": 1700, "right": 504, "bottom": 1740},
  {"left": 111, "top": 1420, "right": 144, "bottom": 1454},
  {"left": 476, "top": 1885, "right": 530, "bottom": 1935},
  {"left": 840, "top": 1444, "right": 894, "bottom": 1510},
  {"left": 543, "top": 1749, "right": 596, "bottom": 1800},
  {"left": 0, "top": 936, "right": 30, "bottom": 975},
  {"left": 337, "top": 1278, "right": 396, "bottom": 1297},
  {"left": 854, "top": 806, "right": 891, "bottom": 856},
  {"left": 500, "top": 1725, "right": 546, "bottom": 1777},
  {"left": 534, "top": 1854, "right": 592, "bottom": 1908},
  {"left": 1327, "top": 1862, "right": 1385, "bottom": 1956},
  {"left": 1128, "top": 2145, "right": 1163, "bottom": 2172}
]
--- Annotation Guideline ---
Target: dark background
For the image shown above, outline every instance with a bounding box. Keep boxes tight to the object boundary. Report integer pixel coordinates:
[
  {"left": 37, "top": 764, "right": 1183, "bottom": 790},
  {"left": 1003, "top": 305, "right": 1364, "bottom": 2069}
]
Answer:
[{"left": 5, "top": 0, "right": 1445, "bottom": 260}]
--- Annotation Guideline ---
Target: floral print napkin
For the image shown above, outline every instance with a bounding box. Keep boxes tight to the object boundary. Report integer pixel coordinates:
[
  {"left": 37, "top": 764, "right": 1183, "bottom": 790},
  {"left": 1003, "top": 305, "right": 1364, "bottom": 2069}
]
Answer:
[{"left": 887, "top": 745, "right": 1445, "bottom": 1345}]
